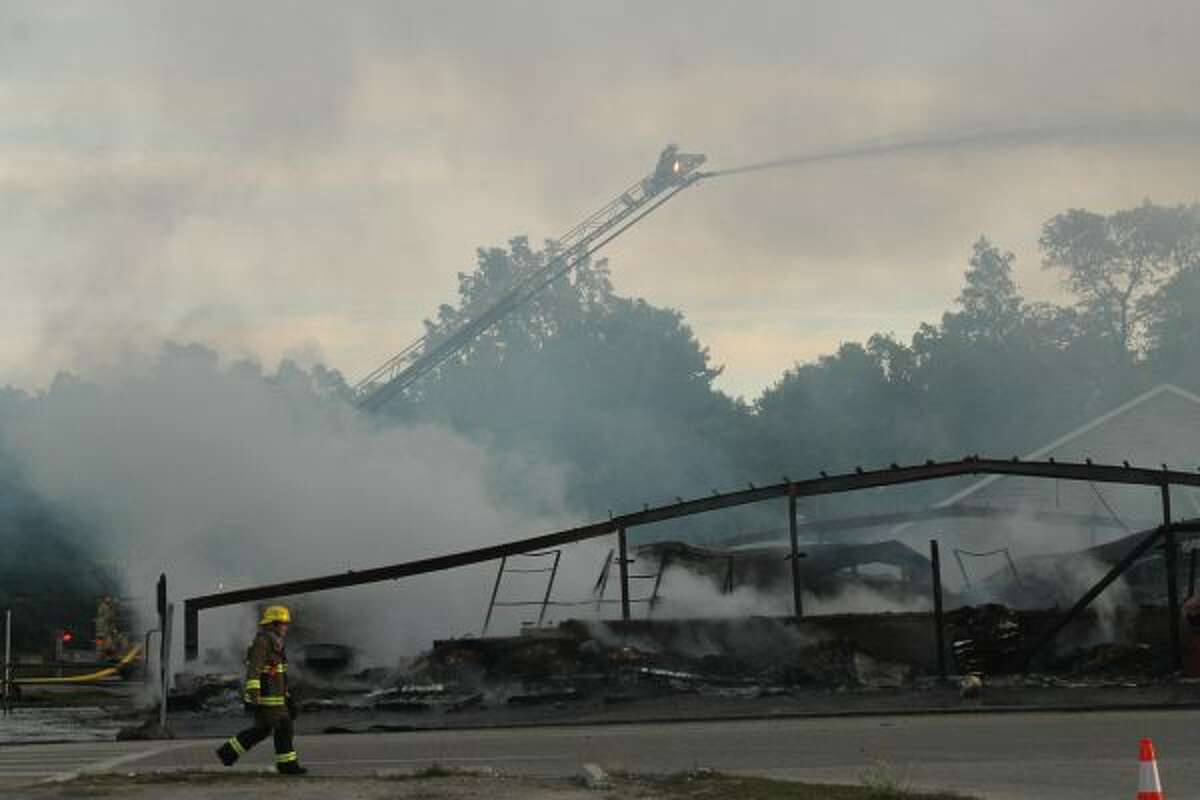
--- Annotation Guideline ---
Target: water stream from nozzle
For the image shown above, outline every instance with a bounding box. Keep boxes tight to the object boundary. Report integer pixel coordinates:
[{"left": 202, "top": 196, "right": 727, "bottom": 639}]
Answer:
[{"left": 703, "top": 117, "right": 1200, "bottom": 179}]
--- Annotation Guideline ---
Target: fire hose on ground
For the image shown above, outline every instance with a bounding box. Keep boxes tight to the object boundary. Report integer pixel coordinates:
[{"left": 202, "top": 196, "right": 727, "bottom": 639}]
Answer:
[{"left": 13, "top": 644, "right": 143, "bottom": 685}]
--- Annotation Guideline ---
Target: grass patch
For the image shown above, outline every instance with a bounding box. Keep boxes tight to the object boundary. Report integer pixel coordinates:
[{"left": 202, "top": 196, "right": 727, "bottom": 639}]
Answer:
[{"left": 647, "top": 770, "right": 975, "bottom": 799}]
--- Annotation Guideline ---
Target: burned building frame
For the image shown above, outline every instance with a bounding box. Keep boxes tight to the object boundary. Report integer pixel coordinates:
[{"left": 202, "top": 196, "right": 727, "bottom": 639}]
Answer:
[{"left": 184, "top": 457, "right": 1200, "bottom": 673}]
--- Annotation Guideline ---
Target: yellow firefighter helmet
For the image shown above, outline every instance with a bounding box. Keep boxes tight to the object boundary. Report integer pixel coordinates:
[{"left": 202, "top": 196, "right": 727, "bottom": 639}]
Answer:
[{"left": 259, "top": 605, "right": 292, "bottom": 626}]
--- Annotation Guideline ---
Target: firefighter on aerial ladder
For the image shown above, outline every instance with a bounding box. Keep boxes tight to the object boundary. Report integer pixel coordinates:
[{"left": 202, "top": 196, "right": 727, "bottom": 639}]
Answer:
[
  {"left": 644, "top": 143, "right": 705, "bottom": 196},
  {"left": 651, "top": 143, "right": 681, "bottom": 189},
  {"left": 215, "top": 605, "right": 307, "bottom": 775}
]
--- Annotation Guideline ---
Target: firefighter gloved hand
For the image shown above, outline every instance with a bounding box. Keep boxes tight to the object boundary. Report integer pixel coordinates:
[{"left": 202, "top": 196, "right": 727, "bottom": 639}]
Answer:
[
  {"left": 244, "top": 688, "right": 260, "bottom": 714},
  {"left": 286, "top": 695, "right": 298, "bottom": 720}
]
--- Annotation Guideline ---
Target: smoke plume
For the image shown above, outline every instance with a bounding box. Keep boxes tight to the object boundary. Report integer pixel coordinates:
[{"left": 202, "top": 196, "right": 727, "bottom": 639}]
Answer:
[{"left": 0, "top": 344, "right": 577, "bottom": 663}]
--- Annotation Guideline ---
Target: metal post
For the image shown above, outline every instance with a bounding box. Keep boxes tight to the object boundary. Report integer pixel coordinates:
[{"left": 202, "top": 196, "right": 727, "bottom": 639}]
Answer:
[
  {"left": 3, "top": 609, "right": 11, "bottom": 715},
  {"left": 156, "top": 574, "right": 166, "bottom": 648},
  {"left": 157, "top": 573, "right": 170, "bottom": 728},
  {"left": 536, "top": 551, "right": 562, "bottom": 627},
  {"left": 159, "top": 602, "right": 173, "bottom": 730},
  {"left": 184, "top": 603, "right": 198, "bottom": 662},
  {"left": 618, "top": 528, "right": 631, "bottom": 622},
  {"left": 481, "top": 556, "right": 507, "bottom": 636},
  {"left": 788, "top": 493, "right": 803, "bottom": 618},
  {"left": 1163, "top": 484, "right": 1181, "bottom": 671},
  {"left": 156, "top": 573, "right": 168, "bottom": 710},
  {"left": 930, "top": 540, "right": 946, "bottom": 680}
]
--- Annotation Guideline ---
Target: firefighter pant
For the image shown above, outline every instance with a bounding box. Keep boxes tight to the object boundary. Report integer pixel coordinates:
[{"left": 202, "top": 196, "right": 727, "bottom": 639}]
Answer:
[{"left": 228, "top": 705, "right": 298, "bottom": 766}]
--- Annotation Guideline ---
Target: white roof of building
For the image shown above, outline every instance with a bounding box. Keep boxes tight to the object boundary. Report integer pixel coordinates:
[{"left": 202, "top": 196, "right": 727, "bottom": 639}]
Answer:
[{"left": 936, "top": 383, "right": 1200, "bottom": 509}]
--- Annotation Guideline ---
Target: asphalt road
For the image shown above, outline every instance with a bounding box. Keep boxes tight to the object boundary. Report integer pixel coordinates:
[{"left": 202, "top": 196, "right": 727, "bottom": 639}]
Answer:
[{"left": 3, "top": 709, "right": 1198, "bottom": 798}]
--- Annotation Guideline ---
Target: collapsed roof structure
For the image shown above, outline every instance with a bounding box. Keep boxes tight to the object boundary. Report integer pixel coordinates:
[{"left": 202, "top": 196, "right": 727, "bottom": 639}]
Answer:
[
  {"left": 648, "top": 384, "right": 1200, "bottom": 608},
  {"left": 181, "top": 384, "right": 1200, "bottom": 684}
]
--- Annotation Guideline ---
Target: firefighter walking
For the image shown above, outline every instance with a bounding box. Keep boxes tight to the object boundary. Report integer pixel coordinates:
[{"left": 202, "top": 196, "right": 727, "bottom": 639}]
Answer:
[{"left": 216, "top": 605, "right": 307, "bottom": 775}]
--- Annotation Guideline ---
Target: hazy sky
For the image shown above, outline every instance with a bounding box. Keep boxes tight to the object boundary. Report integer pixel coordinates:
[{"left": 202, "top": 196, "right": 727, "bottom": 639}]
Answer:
[{"left": 4, "top": 1, "right": 1200, "bottom": 398}]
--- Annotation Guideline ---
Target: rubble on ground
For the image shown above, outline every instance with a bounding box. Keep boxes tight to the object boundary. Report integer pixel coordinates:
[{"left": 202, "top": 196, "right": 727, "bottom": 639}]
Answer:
[
  {"left": 949, "top": 604, "right": 1024, "bottom": 674},
  {"left": 167, "top": 672, "right": 241, "bottom": 712},
  {"left": 1051, "top": 642, "right": 1154, "bottom": 677},
  {"left": 167, "top": 604, "right": 1180, "bottom": 722}
]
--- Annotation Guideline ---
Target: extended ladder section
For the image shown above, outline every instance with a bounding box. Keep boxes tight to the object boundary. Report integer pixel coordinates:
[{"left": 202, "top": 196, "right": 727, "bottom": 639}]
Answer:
[
  {"left": 481, "top": 549, "right": 562, "bottom": 636},
  {"left": 353, "top": 145, "right": 707, "bottom": 412}
]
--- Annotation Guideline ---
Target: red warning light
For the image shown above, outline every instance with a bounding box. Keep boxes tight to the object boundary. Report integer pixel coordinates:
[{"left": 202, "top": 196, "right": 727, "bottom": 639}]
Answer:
[{"left": 61, "top": 631, "right": 73, "bottom": 643}]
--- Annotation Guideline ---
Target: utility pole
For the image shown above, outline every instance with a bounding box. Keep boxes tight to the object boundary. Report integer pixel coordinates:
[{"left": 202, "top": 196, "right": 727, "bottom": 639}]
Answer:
[
  {"left": 1163, "top": 485, "right": 1181, "bottom": 672},
  {"left": 787, "top": 493, "right": 804, "bottom": 619},
  {"left": 157, "top": 574, "right": 170, "bottom": 730},
  {"left": 930, "top": 540, "right": 947, "bottom": 680}
]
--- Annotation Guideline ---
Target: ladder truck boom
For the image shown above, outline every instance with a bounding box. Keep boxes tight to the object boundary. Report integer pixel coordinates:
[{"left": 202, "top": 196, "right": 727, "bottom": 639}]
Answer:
[{"left": 353, "top": 145, "right": 707, "bottom": 413}]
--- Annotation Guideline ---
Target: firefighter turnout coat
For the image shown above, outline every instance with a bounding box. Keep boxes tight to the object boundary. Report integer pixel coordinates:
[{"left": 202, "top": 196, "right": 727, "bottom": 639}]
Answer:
[{"left": 244, "top": 628, "right": 289, "bottom": 708}]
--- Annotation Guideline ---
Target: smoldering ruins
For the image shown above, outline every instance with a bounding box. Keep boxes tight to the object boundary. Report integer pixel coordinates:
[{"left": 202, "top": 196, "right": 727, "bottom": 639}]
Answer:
[
  {"left": 6, "top": 5, "right": 1200, "bottom": 752},
  {"left": 168, "top": 383, "right": 1200, "bottom": 727}
]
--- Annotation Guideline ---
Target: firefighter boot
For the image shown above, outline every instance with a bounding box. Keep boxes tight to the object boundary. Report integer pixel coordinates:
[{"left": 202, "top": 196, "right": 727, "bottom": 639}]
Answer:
[
  {"left": 215, "top": 740, "right": 239, "bottom": 767},
  {"left": 277, "top": 761, "right": 308, "bottom": 775}
]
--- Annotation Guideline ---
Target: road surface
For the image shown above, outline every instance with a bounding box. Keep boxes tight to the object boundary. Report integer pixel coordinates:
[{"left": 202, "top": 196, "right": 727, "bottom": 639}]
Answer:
[{"left": 3, "top": 709, "right": 1198, "bottom": 798}]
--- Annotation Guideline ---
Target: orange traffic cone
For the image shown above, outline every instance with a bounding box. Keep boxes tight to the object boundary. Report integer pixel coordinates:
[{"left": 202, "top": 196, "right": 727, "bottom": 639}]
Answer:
[{"left": 1138, "top": 738, "right": 1164, "bottom": 799}]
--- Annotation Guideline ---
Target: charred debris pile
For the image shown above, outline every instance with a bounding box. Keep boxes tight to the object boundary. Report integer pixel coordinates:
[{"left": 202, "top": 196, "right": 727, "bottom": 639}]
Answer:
[
  {"left": 172, "top": 528, "right": 1191, "bottom": 716},
  {"left": 170, "top": 606, "right": 1171, "bottom": 718}
]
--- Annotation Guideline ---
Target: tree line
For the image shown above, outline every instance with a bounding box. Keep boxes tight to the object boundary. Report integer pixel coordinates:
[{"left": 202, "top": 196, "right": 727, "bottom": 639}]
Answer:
[{"left": 392, "top": 199, "right": 1200, "bottom": 522}]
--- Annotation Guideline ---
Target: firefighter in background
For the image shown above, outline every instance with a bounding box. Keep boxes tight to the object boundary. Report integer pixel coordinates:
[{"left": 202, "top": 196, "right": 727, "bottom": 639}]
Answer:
[
  {"left": 94, "top": 596, "right": 126, "bottom": 660},
  {"left": 215, "top": 605, "right": 307, "bottom": 774}
]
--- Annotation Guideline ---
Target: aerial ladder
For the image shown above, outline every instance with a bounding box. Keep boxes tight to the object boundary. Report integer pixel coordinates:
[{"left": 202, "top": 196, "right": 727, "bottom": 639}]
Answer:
[{"left": 352, "top": 145, "right": 708, "bottom": 413}]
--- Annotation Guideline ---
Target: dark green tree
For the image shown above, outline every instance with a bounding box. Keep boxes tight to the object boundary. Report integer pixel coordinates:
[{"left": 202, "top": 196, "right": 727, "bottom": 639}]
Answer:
[
  {"left": 753, "top": 340, "right": 914, "bottom": 477},
  {"left": 422, "top": 237, "right": 613, "bottom": 372},
  {"left": 1144, "top": 263, "right": 1200, "bottom": 386},
  {"left": 943, "top": 237, "right": 1023, "bottom": 343},
  {"left": 1039, "top": 201, "right": 1198, "bottom": 360},
  {"left": 408, "top": 239, "right": 746, "bottom": 523},
  {"left": 0, "top": 417, "right": 118, "bottom": 653}
]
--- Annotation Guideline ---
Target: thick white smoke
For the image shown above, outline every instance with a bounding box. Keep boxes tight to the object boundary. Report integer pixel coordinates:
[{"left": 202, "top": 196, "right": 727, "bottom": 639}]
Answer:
[{"left": 0, "top": 345, "right": 578, "bottom": 665}]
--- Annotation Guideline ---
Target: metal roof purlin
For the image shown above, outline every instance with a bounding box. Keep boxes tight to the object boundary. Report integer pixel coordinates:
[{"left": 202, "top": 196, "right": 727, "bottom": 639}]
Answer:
[{"left": 186, "top": 457, "right": 1200, "bottom": 614}]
